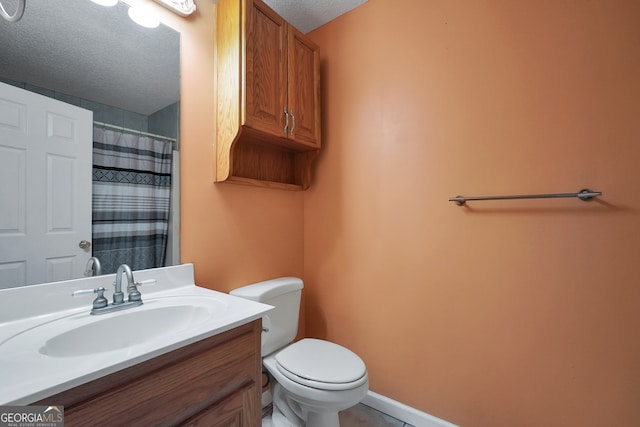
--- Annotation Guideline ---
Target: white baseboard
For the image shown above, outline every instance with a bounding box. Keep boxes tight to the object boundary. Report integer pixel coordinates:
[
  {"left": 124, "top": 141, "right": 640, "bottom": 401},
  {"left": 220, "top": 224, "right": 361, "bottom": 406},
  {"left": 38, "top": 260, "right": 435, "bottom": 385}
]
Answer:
[{"left": 361, "top": 391, "right": 458, "bottom": 427}]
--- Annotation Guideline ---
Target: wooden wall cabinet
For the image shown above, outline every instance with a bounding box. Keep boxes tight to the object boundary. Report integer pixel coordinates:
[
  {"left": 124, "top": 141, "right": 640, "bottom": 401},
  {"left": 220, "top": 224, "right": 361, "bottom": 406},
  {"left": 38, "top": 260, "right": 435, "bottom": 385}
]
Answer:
[
  {"left": 35, "top": 321, "right": 262, "bottom": 427},
  {"left": 216, "top": 0, "right": 321, "bottom": 190}
]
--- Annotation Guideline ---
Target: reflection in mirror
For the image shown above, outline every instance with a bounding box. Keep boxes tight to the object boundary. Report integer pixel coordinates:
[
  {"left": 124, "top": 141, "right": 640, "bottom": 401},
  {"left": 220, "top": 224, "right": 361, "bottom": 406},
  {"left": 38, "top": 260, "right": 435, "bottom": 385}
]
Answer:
[{"left": 0, "top": 0, "right": 180, "bottom": 288}]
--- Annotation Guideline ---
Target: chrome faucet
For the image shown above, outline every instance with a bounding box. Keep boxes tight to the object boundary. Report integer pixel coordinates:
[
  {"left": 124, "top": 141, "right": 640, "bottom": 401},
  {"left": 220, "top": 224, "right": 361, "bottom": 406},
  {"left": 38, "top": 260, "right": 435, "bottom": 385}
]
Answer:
[
  {"left": 114, "top": 264, "right": 135, "bottom": 304},
  {"left": 84, "top": 257, "right": 102, "bottom": 277},
  {"left": 73, "top": 263, "right": 144, "bottom": 315}
]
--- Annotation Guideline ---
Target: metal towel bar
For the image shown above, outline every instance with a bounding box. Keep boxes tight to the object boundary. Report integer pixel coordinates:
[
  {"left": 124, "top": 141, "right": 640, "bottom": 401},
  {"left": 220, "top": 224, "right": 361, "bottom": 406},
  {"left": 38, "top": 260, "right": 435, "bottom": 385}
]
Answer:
[{"left": 449, "top": 189, "right": 602, "bottom": 206}]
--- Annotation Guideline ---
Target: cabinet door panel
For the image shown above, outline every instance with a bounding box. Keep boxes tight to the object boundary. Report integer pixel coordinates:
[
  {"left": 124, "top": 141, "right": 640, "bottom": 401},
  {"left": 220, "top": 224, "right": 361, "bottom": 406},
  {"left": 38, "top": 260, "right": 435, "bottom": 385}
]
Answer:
[
  {"left": 287, "top": 26, "right": 321, "bottom": 148},
  {"left": 245, "top": 0, "right": 287, "bottom": 136},
  {"left": 181, "top": 384, "right": 257, "bottom": 427}
]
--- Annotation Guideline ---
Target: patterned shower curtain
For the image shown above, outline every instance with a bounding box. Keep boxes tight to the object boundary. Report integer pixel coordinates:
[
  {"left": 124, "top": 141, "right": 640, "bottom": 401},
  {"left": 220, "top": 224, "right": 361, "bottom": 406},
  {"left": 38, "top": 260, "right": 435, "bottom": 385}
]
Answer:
[{"left": 92, "top": 127, "right": 173, "bottom": 274}]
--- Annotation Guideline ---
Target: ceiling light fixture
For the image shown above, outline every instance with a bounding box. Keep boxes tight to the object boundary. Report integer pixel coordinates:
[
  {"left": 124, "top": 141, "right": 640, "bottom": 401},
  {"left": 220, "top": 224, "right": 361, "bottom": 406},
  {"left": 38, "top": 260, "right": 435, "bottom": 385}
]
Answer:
[
  {"left": 151, "top": 0, "right": 196, "bottom": 17},
  {"left": 90, "top": 0, "right": 119, "bottom": 6},
  {"left": 127, "top": 4, "right": 160, "bottom": 28},
  {"left": 0, "top": 0, "right": 25, "bottom": 22}
]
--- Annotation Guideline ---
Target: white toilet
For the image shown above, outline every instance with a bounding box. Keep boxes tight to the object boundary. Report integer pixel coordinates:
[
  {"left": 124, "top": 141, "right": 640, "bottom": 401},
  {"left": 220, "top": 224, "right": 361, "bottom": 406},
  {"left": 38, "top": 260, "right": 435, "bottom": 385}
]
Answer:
[{"left": 230, "top": 277, "right": 368, "bottom": 427}]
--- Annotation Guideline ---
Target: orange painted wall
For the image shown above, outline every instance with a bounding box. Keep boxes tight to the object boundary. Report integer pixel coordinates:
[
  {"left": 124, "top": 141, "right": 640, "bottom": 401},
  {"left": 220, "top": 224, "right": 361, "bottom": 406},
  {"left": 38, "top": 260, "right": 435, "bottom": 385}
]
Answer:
[
  {"left": 304, "top": 1, "right": 640, "bottom": 426},
  {"left": 153, "top": 2, "right": 304, "bottom": 292}
]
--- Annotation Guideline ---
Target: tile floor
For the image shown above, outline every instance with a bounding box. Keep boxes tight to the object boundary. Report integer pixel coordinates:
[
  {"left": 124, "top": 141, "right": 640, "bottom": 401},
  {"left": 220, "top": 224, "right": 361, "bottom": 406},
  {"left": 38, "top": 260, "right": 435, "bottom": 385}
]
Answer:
[
  {"left": 262, "top": 398, "right": 414, "bottom": 426},
  {"left": 339, "top": 403, "right": 415, "bottom": 427}
]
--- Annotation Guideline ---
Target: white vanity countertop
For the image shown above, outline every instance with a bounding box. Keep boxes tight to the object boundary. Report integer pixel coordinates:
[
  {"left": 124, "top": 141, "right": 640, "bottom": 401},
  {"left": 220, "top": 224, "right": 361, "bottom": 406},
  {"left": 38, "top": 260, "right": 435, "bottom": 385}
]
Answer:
[{"left": 0, "top": 264, "right": 272, "bottom": 405}]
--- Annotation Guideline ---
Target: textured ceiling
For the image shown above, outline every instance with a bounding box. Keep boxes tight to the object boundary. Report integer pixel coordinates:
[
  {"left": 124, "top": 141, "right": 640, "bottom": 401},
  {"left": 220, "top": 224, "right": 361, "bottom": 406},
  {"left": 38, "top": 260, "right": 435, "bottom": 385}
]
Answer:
[
  {"left": 0, "top": 0, "right": 179, "bottom": 116},
  {"left": 263, "top": 0, "right": 368, "bottom": 33},
  {"left": 0, "top": 0, "right": 367, "bottom": 115}
]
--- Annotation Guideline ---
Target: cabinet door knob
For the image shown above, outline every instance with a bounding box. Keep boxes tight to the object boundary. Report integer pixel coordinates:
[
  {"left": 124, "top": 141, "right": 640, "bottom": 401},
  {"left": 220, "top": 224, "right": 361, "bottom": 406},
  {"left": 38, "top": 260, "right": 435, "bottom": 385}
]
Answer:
[
  {"left": 283, "top": 107, "right": 289, "bottom": 134},
  {"left": 79, "top": 240, "right": 91, "bottom": 250},
  {"left": 290, "top": 110, "right": 295, "bottom": 134}
]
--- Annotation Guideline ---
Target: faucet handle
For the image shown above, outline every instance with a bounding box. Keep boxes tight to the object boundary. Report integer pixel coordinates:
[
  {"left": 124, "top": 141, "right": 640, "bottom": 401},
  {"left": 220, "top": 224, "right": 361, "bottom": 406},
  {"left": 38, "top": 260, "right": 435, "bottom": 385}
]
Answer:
[
  {"left": 127, "top": 279, "right": 155, "bottom": 303},
  {"left": 72, "top": 287, "right": 106, "bottom": 297},
  {"left": 123, "top": 278, "right": 155, "bottom": 303},
  {"left": 72, "top": 287, "right": 108, "bottom": 309}
]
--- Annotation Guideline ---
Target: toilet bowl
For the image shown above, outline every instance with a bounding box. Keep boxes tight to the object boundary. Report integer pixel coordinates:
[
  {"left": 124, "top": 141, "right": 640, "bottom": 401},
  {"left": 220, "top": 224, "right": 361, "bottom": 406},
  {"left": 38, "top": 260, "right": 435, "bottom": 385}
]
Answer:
[
  {"left": 230, "top": 278, "right": 368, "bottom": 427},
  {"left": 265, "top": 338, "right": 368, "bottom": 427}
]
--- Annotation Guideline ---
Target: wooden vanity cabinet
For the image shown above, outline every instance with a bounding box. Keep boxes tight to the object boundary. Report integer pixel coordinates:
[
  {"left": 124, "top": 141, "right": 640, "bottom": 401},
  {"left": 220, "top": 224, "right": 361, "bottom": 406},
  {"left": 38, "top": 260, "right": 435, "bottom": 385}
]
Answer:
[
  {"left": 216, "top": 0, "right": 321, "bottom": 190},
  {"left": 34, "top": 320, "right": 262, "bottom": 427}
]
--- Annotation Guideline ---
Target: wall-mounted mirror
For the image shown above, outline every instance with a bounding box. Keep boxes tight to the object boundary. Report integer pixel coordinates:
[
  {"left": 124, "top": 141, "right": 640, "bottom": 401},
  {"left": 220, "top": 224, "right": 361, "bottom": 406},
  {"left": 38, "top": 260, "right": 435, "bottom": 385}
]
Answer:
[{"left": 0, "top": 0, "right": 180, "bottom": 288}]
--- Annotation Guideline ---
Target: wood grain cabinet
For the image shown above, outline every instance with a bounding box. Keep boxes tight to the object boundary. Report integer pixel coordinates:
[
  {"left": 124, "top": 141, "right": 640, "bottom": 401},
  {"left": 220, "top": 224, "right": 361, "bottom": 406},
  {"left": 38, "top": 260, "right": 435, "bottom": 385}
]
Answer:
[
  {"left": 35, "top": 321, "right": 262, "bottom": 427},
  {"left": 216, "top": 0, "right": 321, "bottom": 190}
]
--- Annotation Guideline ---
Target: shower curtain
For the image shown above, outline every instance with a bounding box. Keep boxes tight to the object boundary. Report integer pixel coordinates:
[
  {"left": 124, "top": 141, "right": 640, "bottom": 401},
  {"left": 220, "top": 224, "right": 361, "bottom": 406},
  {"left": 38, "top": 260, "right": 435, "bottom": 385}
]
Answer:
[{"left": 92, "top": 127, "right": 173, "bottom": 274}]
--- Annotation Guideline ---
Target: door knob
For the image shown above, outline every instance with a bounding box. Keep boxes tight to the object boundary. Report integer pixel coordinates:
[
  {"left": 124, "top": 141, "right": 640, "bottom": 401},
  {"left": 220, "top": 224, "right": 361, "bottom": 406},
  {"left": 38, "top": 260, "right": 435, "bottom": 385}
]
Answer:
[{"left": 79, "top": 240, "right": 91, "bottom": 250}]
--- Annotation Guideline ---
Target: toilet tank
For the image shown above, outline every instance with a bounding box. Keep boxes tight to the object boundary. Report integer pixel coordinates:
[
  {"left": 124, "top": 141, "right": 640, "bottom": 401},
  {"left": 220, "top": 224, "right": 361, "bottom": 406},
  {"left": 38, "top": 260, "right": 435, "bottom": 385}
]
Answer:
[{"left": 230, "top": 277, "right": 303, "bottom": 356}]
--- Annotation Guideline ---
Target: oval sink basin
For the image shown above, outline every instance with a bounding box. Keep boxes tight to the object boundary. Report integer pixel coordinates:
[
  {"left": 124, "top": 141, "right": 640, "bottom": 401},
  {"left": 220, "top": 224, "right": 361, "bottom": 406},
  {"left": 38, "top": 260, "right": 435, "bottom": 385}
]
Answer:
[
  {"left": 1, "top": 295, "right": 228, "bottom": 359},
  {"left": 40, "top": 305, "right": 210, "bottom": 358}
]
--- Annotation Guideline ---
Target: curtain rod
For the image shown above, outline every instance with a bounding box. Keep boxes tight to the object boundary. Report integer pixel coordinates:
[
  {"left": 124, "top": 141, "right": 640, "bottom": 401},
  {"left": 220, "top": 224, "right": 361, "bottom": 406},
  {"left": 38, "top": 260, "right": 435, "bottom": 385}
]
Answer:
[
  {"left": 448, "top": 189, "right": 602, "bottom": 206},
  {"left": 93, "top": 121, "right": 177, "bottom": 143}
]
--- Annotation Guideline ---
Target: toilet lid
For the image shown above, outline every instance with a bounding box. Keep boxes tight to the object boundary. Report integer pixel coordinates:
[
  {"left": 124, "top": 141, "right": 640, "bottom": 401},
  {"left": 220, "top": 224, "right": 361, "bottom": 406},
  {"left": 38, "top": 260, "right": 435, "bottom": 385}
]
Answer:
[{"left": 275, "top": 338, "right": 366, "bottom": 385}]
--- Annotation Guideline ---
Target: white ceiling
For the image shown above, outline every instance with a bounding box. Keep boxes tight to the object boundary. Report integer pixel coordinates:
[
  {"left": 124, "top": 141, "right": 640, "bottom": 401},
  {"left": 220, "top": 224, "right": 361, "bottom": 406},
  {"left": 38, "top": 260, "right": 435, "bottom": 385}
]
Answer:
[{"left": 263, "top": 0, "right": 368, "bottom": 34}]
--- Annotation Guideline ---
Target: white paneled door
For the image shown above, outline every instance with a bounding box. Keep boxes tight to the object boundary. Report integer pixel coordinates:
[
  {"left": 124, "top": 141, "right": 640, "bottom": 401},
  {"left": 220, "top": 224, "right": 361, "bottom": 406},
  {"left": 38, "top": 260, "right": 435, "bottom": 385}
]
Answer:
[{"left": 0, "top": 82, "right": 92, "bottom": 288}]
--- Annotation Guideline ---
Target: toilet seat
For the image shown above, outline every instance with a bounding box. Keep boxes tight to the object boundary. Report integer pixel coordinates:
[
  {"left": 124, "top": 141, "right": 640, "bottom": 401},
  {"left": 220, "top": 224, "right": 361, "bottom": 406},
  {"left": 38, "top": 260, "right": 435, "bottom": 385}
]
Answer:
[{"left": 274, "top": 339, "right": 368, "bottom": 391}]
